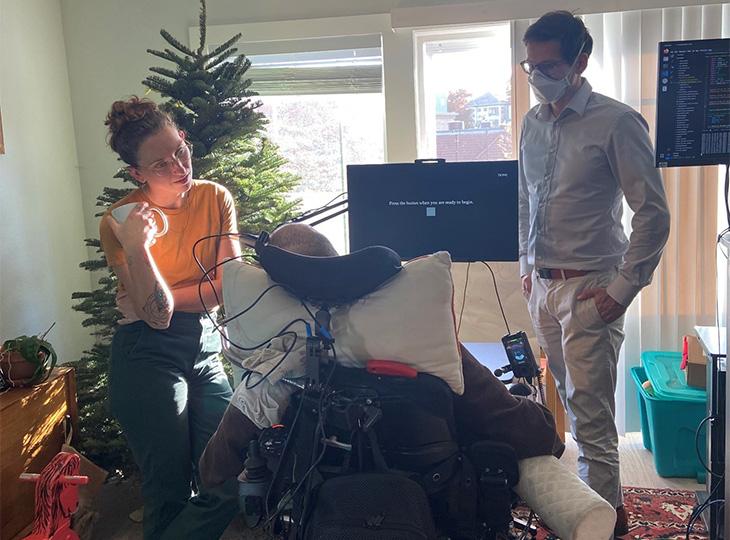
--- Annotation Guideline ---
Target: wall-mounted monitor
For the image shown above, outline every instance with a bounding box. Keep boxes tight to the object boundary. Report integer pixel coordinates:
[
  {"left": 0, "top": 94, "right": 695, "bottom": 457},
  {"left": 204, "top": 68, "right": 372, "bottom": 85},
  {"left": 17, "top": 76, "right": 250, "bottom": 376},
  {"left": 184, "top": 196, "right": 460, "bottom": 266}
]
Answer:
[
  {"left": 347, "top": 159, "right": 518, "bottom": 262},
  {"left": 655, "top": 38, "right": 730, "bottom": 168}
]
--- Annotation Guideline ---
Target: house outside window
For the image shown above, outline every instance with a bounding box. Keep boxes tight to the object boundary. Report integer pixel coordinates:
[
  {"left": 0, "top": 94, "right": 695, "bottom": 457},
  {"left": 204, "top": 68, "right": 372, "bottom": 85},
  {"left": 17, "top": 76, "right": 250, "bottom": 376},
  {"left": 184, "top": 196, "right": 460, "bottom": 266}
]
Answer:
[{"left": 414, "top": 23, "right": 514, "bottom": 162}]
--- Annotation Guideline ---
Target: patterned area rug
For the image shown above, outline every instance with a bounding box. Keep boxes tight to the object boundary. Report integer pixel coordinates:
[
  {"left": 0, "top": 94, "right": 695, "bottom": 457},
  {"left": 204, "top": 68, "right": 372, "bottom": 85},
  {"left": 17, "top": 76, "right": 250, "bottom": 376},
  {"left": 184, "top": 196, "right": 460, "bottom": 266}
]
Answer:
[{"left": 513, "top": 486, "right": 708, "bottom": 540}]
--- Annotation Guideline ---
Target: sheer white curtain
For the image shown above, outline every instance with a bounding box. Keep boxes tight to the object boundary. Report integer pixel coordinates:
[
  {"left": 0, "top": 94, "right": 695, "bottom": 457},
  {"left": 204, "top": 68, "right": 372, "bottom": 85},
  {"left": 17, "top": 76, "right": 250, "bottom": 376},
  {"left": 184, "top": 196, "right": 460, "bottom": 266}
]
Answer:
[
  {"left": 584, "top": 5, "right": 729, "bottom": 432},
  {"left": 513, "top": 4, "right": 729, "bottom": 431}
]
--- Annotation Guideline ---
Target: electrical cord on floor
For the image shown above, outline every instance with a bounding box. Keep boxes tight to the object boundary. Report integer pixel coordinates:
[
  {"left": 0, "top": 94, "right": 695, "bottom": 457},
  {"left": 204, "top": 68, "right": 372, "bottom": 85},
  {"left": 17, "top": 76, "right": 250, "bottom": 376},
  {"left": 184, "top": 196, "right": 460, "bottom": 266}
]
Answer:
[
  {"left": 686, "top": 412, "right": 726, "bottom": 538},
  {"left": 686, "top": 494, "right": 724, "bottom": 539}
]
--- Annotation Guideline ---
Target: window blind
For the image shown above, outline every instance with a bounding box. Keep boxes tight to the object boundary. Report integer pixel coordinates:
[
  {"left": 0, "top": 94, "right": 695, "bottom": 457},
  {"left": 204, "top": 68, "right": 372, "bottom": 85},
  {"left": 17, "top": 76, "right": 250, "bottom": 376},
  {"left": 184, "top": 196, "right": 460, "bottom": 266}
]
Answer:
[{"left": 246, "top": 46, "right": 383, "bottom": 95}]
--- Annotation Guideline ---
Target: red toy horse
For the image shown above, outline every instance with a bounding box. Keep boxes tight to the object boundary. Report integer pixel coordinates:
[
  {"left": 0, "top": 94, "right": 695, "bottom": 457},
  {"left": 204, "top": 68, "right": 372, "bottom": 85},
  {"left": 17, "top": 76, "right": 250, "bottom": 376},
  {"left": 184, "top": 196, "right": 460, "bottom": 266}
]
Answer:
[{"left": 20, "top": 452, "right": 89, "bottom": 540}]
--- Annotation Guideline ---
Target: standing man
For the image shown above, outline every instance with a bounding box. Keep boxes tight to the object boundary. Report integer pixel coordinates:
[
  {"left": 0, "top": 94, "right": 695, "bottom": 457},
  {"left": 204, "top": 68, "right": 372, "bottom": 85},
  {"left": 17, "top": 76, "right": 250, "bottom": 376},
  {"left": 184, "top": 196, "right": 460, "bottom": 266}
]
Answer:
[{"left": 518, "top": 11, "right": 670, "bottom": 537}]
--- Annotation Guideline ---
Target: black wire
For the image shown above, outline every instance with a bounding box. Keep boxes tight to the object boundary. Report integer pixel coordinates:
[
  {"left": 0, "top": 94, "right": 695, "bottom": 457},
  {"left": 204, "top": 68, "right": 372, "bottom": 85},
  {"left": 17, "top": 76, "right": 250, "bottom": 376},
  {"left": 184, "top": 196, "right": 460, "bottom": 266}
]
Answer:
[
  {"left": 535, "top": 369, "right": 547, "bottom": 406},
  {"left": 723, "top": 163, "right": 729, "bottom": 231},
  {"left": 266, "top": 348, "right": 340, "bottom": 532},
  {"left": 193, "top": 233, "right": 309, "bottom": 391},
  {"left": 290, "top": 192, "right": 347, "bottom": 224},
  {"left": 457, "top": 263, "right": 471, "bottom": 333},
  {"left": 220, "top": 283, "right": 304, "bottom": 333},
  {"left": 687, "top": 470, "right": 725, "bottom": 536},
  {"left": 693, "top": 415, "right": 724, "bottom": 478},
  {"left": 686, "top": 415, "right": 726, "bottom": 537},
  {"left": 516, "top": 508, "right": 536, "bottom": 540},
  {"left": 239, "top": 331, "right": 299, "bottom": 391},
  {"left": 477, "top": 262, "right": 546, "bottom": 404},
  {"left": 263, "top": 388, "right": 308, "bottom": 530},
  {"left": 297, "top": 349, "right": 339, "bottom": 531},
  {"left": 480, "top": 262, "right": 511, "bottom": 335},
  {"left": 190, "top": 230, "right": 343, "bottom": 535},
  {"left": 190, "top": 237, "right": 327, "bottom": 390},
  {"left": 686, "top": 496, "right": 724, "bottom": 539},
  {"left": 237, "top": 309, "right": 334, "bottom": 392},
  {"left": 191, "top": 232, "right": 242, "bottom": 314}
]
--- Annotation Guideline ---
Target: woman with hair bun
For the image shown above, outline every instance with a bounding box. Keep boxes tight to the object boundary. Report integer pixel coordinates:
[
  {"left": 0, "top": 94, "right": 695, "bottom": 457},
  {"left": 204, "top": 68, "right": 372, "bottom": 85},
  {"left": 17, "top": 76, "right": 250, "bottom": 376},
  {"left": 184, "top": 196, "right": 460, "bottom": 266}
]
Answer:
[{"left": 99, "top": 96, "right": 240, "bottom": 540}]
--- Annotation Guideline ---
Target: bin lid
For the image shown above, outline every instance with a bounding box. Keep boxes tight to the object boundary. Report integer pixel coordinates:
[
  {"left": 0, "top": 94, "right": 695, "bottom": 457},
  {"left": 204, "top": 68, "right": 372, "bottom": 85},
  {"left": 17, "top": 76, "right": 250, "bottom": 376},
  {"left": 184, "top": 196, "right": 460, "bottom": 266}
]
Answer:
[{"left": 641, "top": 351, "right": 706, "bottom": 402}]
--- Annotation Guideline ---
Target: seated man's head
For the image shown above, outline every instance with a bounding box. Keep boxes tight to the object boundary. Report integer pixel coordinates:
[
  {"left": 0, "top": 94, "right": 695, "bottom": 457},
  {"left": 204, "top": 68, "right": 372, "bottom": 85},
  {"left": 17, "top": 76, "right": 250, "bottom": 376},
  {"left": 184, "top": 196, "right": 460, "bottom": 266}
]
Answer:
[{"left": 268, "top": 223, "right": 339, "bottom": 257}]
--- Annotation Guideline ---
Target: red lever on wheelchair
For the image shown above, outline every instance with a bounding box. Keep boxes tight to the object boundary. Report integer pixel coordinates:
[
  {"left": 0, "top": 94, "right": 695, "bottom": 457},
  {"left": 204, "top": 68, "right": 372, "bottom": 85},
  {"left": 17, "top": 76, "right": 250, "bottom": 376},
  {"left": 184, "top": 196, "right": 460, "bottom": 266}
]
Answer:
[{"left": 366, "top": 360, "right": 418, "bottom": 378}]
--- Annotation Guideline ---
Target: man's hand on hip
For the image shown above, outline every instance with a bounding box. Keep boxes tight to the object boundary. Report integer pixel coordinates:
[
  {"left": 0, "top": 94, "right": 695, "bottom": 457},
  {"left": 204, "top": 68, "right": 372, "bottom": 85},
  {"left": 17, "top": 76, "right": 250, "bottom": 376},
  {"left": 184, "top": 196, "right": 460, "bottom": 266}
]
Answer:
[
  {"left": 576, "top": 287, "right": 626, "bottom": 324},
  {"left": 521, "top": 274, "right": 532, "bottom": 297}
]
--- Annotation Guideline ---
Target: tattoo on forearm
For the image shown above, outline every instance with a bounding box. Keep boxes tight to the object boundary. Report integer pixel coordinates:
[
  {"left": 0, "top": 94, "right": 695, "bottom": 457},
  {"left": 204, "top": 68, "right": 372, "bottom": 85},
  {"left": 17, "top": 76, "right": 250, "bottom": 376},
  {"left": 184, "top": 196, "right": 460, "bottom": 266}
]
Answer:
[
  {"left": 143, "top": 282, "right": 171, "bottom": 326},
  {"left": 126, "top": 254, "right": 151, "bottom": 268}
]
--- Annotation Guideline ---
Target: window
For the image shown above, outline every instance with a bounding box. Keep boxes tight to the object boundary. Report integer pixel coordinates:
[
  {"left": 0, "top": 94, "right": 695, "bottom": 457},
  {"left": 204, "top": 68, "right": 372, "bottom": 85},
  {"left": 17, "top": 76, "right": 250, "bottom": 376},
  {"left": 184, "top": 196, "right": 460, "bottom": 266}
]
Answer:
[
  {"left": 258, "top": 93, "right": 384, "bottom": 253},
  {"left": 248, "top": 42, "right": 386, "bottom": 254},
  {"left": 415, "top": 23, "right": 514, "bottom": 162}
]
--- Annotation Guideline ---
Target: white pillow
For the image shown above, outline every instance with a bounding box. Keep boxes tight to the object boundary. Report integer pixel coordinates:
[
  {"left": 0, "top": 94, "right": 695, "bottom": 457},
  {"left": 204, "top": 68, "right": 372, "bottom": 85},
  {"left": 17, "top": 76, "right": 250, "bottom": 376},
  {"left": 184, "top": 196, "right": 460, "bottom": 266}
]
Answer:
[{"left": 222, "top": 251, "right": 464, "bottom": 394}]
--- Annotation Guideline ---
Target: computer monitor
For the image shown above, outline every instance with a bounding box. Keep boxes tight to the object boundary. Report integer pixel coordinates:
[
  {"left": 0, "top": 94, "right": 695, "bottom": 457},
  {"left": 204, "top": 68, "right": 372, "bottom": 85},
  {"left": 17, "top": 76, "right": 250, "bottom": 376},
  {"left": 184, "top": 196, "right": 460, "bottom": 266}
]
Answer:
[
  {"left": 655, "top": 38, "right": 730, "bottom": 168},
  {"left": 347, "top": 159, "right": 519, "bottom": 262}
]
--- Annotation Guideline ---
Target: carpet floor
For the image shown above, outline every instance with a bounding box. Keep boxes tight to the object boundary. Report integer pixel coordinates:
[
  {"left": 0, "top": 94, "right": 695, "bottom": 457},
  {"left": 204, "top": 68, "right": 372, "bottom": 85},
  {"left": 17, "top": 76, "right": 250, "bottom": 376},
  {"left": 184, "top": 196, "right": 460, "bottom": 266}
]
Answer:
[{"left": 513, "top": 486, "right": 708, "bottom": 540}]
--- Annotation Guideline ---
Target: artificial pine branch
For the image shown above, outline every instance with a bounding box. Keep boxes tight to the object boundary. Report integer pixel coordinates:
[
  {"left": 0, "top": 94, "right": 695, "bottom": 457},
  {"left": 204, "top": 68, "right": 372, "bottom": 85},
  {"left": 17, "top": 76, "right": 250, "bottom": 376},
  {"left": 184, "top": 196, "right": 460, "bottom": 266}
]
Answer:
[
  {"left": 145, "top": 48, "right": 182, "bottom": 65},
  {"left": 144, "top": 75, "right": 174, "bottom": 95},
  {"left": 149, "top": 66, "right": 179, "bottom": 80},
  {"left": 205, "top": 35, "right": 242, "bottom": 61},
  {"left": 197, "top": 0, "right": 207, "bottom": 56},
  {"left": 205, "top": 52, "right": 241, "bottom": 73},
  {"left": 160, "top": 29, "right": 195, "bottom": 57}
]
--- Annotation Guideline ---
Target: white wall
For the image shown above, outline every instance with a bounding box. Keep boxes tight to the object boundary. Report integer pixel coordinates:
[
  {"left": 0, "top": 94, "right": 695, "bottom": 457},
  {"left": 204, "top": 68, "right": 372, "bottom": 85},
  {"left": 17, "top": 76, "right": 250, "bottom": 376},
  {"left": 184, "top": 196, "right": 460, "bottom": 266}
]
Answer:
[{"left": 0, "top": 0, "right": 92, "bottom": 364}]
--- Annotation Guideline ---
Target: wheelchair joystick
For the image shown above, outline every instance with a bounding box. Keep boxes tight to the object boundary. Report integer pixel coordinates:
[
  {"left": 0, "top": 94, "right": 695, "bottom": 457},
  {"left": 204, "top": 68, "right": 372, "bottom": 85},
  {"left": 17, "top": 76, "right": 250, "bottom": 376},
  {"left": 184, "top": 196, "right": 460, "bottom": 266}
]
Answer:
[{"left": 238, "top": 440, "right": 273, "bottom": 528}]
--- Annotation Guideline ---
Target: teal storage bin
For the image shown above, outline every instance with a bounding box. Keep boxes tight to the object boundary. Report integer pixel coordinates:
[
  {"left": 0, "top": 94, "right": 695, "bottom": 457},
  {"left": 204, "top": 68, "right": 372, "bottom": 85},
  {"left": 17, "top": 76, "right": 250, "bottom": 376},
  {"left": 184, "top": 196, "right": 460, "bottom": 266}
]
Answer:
[{"left": 632, "top": 351, "right": 707, "bottom": 483}]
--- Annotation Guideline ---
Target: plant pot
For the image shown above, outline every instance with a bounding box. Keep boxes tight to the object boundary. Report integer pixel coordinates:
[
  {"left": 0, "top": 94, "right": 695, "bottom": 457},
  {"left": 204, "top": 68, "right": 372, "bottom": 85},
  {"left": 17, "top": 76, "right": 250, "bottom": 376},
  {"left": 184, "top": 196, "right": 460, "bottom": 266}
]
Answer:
[{"left": 0, "top": 348, "right": 47, "bottom": 387}]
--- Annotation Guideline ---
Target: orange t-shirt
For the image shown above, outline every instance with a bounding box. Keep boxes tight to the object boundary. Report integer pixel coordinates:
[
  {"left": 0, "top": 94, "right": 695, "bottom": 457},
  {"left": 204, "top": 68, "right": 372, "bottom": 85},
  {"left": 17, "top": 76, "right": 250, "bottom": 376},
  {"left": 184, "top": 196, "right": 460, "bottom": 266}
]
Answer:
[{"left": 99, "top": 180, "right": 237, "bottom": 291}]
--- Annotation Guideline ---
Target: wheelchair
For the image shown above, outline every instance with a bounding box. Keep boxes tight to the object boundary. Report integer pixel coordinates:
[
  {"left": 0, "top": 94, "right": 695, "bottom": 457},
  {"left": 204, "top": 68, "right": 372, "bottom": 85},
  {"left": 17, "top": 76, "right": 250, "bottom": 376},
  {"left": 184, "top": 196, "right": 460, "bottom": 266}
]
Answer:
[{"left": 231, "top": 233, "right": 532, "bottom": 540}]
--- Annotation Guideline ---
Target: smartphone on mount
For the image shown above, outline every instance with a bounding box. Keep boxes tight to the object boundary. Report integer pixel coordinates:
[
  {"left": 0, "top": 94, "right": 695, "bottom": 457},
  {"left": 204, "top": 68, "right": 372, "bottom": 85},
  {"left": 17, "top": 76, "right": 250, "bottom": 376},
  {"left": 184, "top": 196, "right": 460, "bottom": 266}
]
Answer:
[{"left": 501, "top": 331, "right": 539, "bottom": 380}]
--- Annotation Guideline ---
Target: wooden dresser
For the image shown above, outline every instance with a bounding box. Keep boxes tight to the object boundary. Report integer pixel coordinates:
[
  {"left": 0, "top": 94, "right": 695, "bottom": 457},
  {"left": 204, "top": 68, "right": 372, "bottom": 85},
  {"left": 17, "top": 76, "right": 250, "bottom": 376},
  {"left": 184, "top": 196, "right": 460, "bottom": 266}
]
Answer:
[{"left": 0, "top": 367, "right": 78, "bottom": 540}]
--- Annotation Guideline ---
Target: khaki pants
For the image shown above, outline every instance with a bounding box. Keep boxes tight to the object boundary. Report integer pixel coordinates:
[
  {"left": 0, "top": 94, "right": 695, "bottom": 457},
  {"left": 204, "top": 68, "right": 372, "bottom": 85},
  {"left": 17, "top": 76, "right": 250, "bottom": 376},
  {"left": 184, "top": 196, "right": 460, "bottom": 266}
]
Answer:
[{"left": 527, "top": 267, "right": 625, "bottom": 508}]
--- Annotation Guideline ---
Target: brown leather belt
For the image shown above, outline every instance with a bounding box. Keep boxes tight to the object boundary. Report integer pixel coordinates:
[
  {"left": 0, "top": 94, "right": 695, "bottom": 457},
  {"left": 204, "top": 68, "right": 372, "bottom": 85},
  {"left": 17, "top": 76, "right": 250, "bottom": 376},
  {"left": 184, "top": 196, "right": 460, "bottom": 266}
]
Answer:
[{"left": 536, "top": 268, "right": 591, "bottom": 279}]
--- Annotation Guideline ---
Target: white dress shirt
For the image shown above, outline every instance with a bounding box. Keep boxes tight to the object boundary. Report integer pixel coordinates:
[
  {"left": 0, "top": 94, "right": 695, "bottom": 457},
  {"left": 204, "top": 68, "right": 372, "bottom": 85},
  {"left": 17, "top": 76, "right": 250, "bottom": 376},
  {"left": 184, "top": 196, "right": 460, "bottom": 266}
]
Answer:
[{"left": 518, "top": 79, "right": 670, "bottom": 307}]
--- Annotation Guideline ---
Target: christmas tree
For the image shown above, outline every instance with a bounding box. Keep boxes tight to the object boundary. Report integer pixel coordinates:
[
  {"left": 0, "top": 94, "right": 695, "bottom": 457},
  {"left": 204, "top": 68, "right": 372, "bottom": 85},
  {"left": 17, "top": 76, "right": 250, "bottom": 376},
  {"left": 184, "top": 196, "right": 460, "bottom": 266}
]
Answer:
[{"left": 70, "top": 0, "right": 300, "bottom": 477}]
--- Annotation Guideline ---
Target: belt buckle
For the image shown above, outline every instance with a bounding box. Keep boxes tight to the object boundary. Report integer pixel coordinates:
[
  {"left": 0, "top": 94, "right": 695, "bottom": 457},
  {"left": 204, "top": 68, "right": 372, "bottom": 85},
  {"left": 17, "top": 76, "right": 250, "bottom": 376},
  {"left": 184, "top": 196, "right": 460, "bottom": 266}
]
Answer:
[{"left": 537, "top": 268, "right": 552, "bottom": 279}]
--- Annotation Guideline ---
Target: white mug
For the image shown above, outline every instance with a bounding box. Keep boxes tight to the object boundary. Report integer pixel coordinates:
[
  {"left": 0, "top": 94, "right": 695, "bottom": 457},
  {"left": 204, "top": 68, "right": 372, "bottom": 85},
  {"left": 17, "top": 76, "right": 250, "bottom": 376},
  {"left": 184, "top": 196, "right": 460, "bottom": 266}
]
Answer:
[{"left": 111, "top": 203, "right": 169, "bottom": 238}]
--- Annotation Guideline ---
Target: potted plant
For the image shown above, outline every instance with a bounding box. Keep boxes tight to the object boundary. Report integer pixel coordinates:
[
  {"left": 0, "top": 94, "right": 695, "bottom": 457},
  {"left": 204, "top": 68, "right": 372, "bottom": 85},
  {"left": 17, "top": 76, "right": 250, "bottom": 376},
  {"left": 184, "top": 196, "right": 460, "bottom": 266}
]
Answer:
[{"left": 0, "top": 334, "right": 58, "bottom": 387}]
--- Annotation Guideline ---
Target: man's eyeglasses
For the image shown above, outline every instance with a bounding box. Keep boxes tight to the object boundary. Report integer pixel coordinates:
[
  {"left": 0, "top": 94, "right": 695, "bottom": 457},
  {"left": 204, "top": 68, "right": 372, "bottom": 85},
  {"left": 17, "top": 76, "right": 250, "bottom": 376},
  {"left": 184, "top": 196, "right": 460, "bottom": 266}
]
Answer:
[
  {"left": 137, "top": 142, "right": 193, "bottom": 177},
  {"left": 519, "top": 60, "right": 569, "bottom": 78}
]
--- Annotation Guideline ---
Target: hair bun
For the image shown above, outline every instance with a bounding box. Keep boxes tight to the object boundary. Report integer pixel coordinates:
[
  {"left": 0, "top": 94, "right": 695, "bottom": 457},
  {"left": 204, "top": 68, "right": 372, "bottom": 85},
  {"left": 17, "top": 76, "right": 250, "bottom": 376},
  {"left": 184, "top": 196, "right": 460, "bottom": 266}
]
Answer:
[
  {"left": 104, "top": 96, "right": 157, "bottom": 135},
  {"left": 105, "top": 96, "right": 176, "bottom": 165}
]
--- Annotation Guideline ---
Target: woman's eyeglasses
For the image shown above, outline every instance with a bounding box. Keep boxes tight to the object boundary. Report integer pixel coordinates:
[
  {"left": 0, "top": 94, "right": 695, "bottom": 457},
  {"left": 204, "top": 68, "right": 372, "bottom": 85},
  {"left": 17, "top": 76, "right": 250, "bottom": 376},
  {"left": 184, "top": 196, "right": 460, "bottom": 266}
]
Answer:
[
  {"left": 137, "top": 142, "right": 193, "bottom": 177},
  {"left": 519, "top": 60, "right": 569, "bottom": 78}
]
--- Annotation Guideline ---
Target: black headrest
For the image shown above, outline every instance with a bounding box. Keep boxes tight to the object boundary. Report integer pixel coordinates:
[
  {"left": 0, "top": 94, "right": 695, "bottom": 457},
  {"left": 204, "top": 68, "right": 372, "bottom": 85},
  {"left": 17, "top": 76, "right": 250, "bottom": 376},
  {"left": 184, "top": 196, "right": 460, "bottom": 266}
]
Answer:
[{"left": 256, "top": 242, "right": 403, "bottom": 306}]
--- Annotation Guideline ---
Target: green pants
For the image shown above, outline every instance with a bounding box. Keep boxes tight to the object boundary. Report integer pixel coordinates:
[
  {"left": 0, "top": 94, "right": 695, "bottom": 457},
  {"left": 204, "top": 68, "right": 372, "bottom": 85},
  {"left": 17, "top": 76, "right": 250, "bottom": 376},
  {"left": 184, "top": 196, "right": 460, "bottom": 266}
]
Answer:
[{"left": 109, "top": 312, "right": 238, "bottom": 540}]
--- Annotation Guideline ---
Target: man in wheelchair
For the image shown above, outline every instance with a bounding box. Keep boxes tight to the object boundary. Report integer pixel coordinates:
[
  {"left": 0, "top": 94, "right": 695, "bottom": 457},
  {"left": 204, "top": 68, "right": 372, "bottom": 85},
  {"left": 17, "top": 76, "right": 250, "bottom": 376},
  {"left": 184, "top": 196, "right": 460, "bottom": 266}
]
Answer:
[{"left": 200, "top": 223, "right": 566, "bottom": 539}]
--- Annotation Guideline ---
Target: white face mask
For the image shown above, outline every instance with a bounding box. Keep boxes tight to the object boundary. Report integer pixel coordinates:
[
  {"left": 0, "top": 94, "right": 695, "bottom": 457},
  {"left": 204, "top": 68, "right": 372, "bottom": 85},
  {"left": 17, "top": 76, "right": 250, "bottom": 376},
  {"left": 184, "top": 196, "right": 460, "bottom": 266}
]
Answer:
[{"left": 527, "top": 45, "right": 583, "bottom": 105}]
